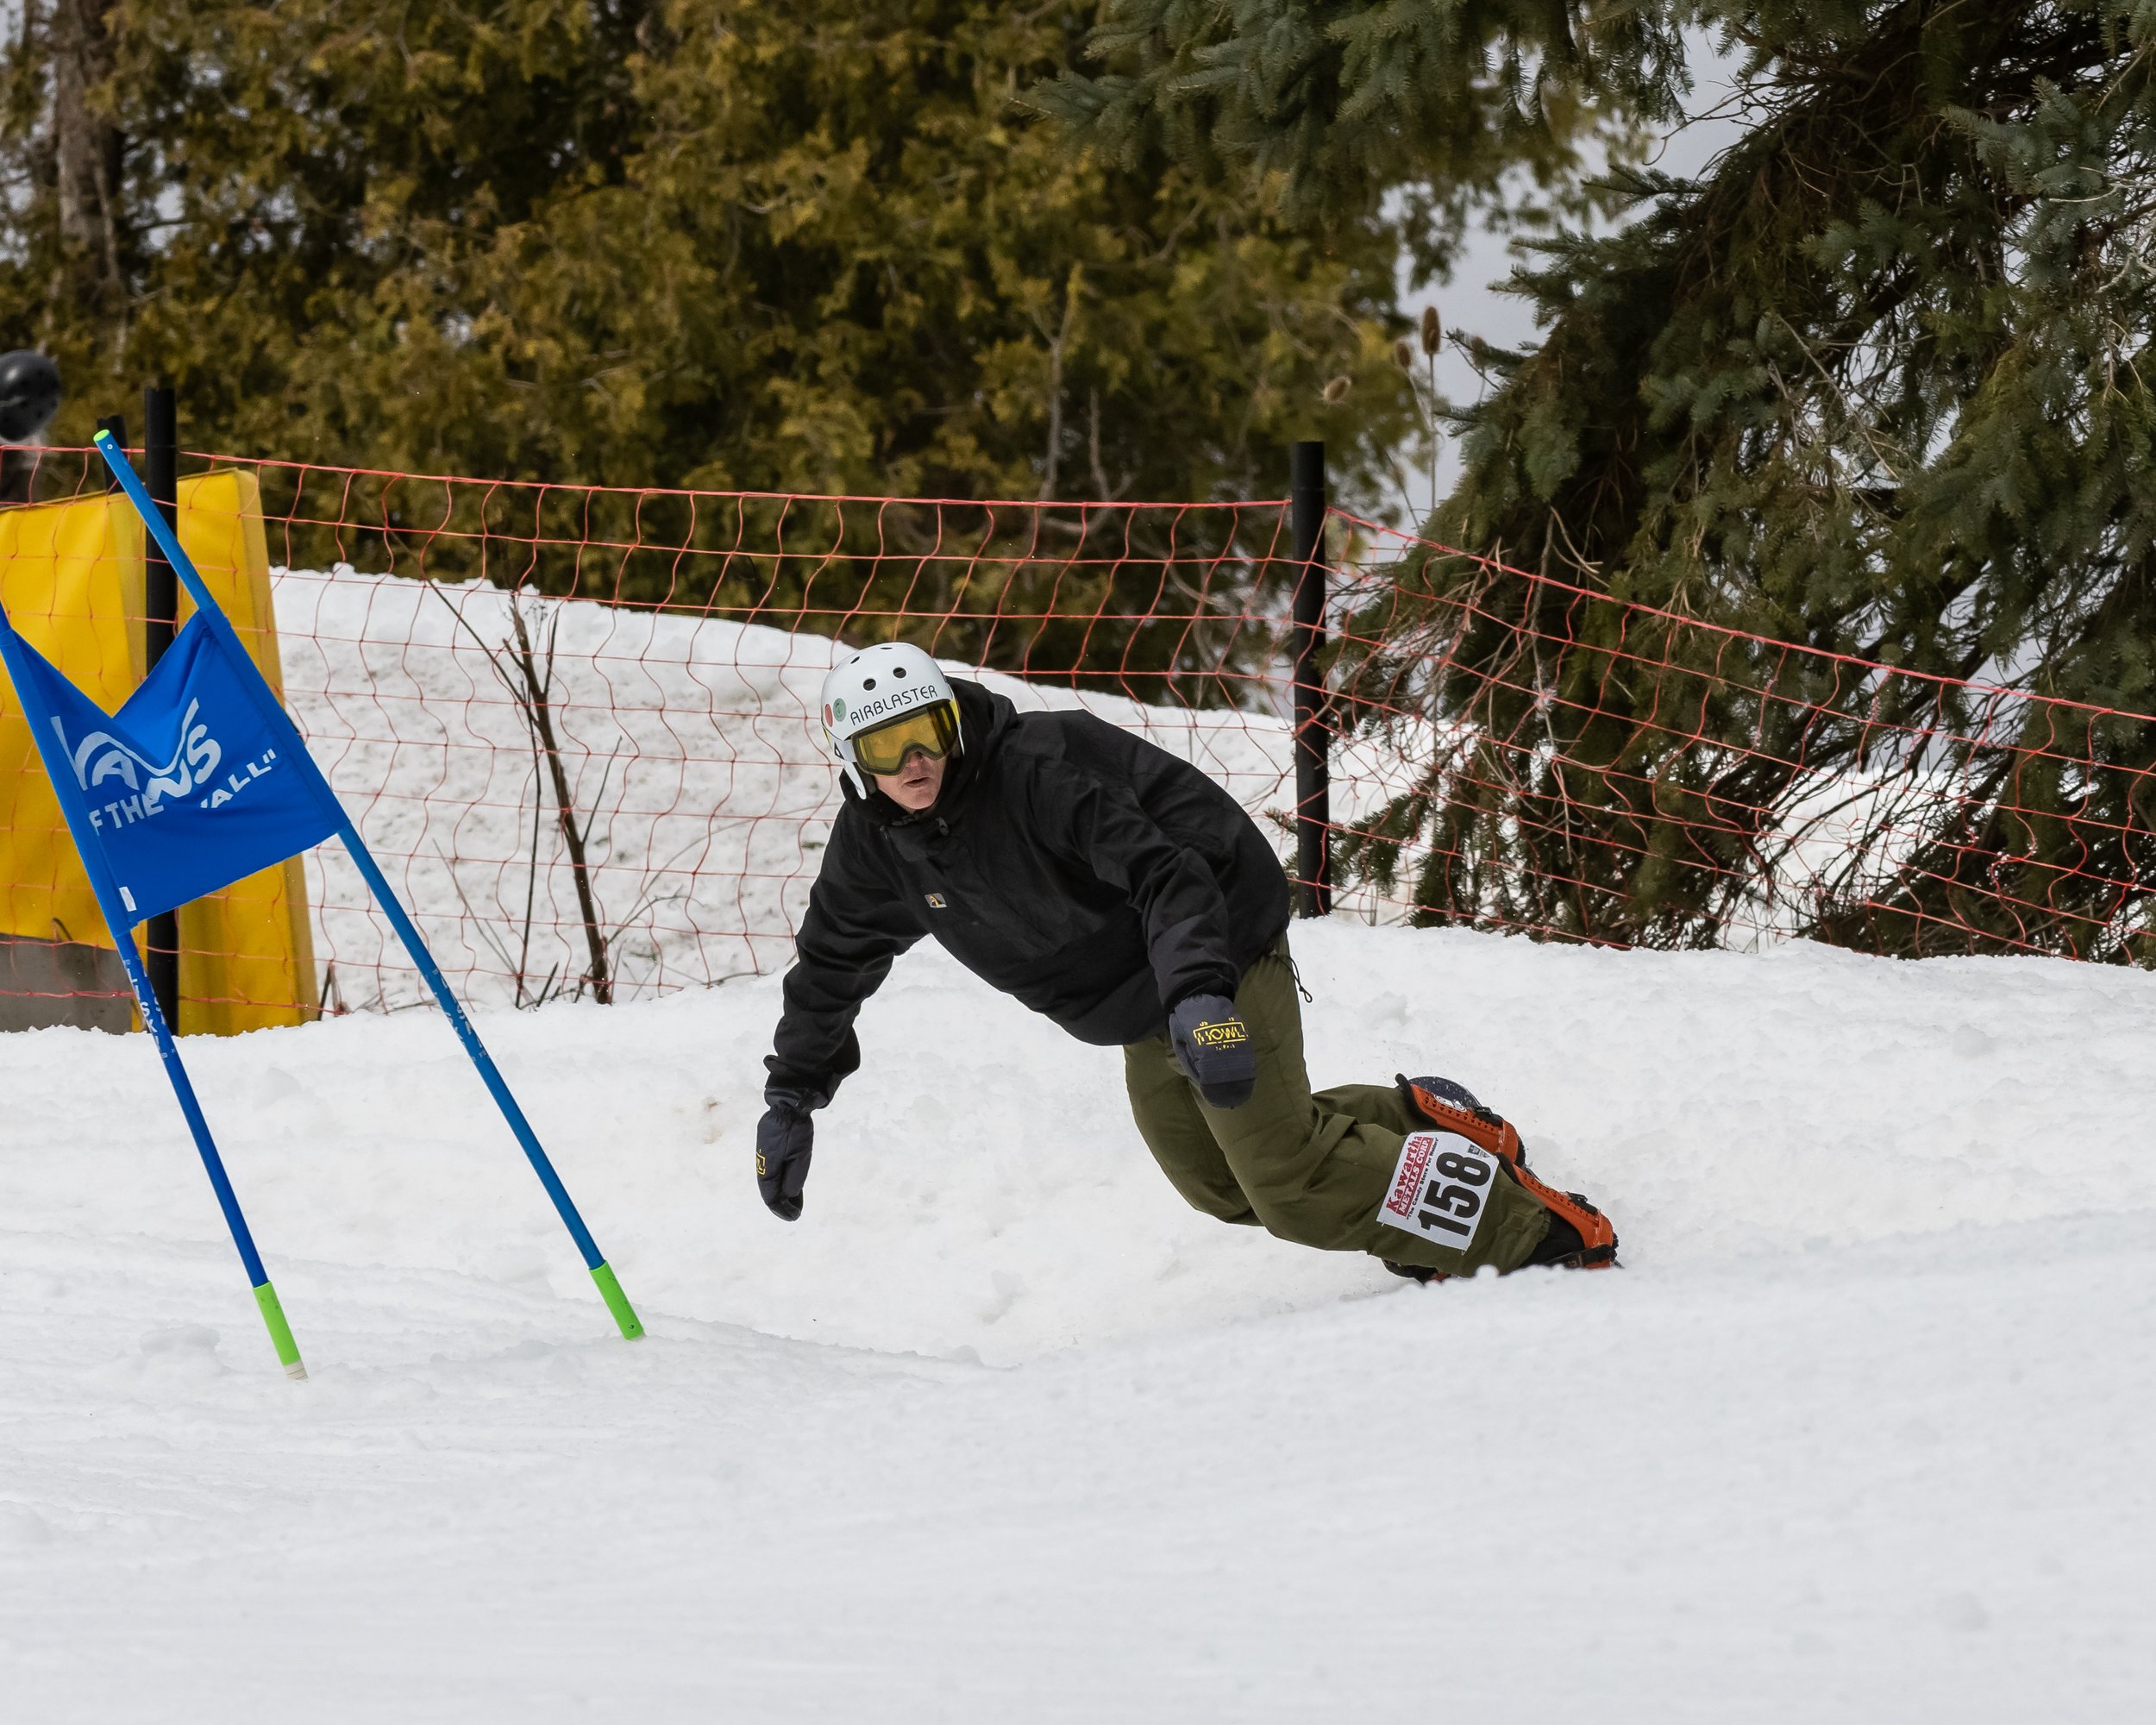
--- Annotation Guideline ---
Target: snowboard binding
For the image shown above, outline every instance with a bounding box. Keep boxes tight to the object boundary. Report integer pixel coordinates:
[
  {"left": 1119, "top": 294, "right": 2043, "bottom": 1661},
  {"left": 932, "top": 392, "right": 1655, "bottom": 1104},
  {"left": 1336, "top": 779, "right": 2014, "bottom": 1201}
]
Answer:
[{"left": 1394, "top": 1074, "right": 1620, "bottom": 1273}]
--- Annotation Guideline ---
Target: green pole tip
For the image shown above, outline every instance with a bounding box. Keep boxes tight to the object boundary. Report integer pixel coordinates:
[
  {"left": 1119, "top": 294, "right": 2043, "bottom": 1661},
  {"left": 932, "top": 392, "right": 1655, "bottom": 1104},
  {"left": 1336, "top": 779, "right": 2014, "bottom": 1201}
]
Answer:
[
  {"left": 253, "top": 1280, "right": 308, "bottom": 1379},
  {"left": 590, "top": 1262, "right": 644, "bottom": 1340}
]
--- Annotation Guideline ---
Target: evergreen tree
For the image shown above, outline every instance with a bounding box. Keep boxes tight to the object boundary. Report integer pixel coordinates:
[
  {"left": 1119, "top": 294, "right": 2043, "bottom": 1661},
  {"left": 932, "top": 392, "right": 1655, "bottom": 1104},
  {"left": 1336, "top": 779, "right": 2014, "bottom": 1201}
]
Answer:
[
  {"left": 0, "top": 1, "right": 1418, "bottom": 687},
  {"left": 1068, "top": 2, "right": 2156, "bottom": 957},
  {"left": 1035, "top": 0, "right": 1678, "bottom": 264}
]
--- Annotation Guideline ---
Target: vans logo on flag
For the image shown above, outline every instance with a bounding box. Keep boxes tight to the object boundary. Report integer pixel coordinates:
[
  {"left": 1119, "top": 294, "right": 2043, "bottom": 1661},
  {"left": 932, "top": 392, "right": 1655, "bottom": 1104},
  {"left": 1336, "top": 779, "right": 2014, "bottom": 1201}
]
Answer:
[
  {"left": 55, "top": 701, "right": 282, "bottom": 831},
  {"left": 60, "top": 699, "right": 222, "bottom": 815}
]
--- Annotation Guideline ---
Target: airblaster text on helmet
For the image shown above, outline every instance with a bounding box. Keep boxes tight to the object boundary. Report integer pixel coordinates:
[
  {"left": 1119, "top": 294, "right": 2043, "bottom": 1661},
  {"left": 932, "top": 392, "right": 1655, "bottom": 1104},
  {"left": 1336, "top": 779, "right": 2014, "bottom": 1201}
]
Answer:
[{"left": 823, "top": 677, "right": 939, "bottom": 738}]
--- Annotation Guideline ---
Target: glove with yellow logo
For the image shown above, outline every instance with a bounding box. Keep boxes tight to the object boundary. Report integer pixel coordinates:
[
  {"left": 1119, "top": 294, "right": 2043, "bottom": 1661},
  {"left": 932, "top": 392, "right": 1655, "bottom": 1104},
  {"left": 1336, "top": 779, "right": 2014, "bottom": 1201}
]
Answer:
[
  {"left": 755, "top": 1087, "right": 820, "bottom": 1220},
  {"left": 1169, "top": 993, "right": 1257, "bottom": 1109}
]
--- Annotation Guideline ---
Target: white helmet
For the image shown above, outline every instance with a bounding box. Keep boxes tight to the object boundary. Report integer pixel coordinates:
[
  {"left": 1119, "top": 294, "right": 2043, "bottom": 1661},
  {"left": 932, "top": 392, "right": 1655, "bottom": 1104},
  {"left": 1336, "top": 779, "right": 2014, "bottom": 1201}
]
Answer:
[{"left": 819, "top": 642, "right": 964, "bottom": 797}]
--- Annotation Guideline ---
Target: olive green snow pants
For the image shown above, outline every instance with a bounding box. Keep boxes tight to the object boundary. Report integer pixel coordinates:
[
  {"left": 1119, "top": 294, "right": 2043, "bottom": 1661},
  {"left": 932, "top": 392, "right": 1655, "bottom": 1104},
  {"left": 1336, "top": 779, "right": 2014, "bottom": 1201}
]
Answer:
[{"left": 1123, "top": 936, "right": 1552, "bottom": 1275}]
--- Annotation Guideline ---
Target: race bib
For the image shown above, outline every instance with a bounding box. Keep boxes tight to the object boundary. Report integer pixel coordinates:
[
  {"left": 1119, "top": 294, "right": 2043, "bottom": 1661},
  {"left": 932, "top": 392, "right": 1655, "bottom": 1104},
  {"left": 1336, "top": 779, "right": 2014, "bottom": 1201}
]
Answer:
[{"left": 1376, "top": 1130, "right": 1501, "bottom": 1253}]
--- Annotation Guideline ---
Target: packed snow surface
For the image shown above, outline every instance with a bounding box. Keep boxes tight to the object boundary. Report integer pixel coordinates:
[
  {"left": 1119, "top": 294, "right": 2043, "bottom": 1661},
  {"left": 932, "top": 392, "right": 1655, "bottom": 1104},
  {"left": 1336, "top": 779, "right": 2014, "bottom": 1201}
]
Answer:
[{"left": 2, "top": 921, "right": 2152, "bottom": 1718}]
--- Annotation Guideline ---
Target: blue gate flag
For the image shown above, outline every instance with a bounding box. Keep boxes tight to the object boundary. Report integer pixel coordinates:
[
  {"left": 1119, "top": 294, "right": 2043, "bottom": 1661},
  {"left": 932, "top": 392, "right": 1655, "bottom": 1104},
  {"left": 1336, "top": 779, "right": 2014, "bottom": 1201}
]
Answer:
[
  {"left": 0, "top": 609, "right": 341, "bottom": 926},
  {"left": 4, "top": 430, "right": 646, "bottom": 1355}
]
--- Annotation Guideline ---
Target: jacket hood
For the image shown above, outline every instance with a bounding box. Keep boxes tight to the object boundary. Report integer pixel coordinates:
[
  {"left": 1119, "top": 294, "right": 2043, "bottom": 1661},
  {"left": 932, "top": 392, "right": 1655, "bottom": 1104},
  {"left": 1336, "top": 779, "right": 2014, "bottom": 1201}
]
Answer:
[{"left": 843, "top": 677, "right": 1015, "bottom": 827}]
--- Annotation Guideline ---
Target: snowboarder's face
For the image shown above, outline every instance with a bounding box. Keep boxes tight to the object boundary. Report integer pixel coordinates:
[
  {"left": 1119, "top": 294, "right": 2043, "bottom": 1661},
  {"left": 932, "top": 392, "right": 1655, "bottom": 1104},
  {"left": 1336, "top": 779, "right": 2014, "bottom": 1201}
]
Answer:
[{"left": 873, "top": 747, "right": 945, "bottom": 812}]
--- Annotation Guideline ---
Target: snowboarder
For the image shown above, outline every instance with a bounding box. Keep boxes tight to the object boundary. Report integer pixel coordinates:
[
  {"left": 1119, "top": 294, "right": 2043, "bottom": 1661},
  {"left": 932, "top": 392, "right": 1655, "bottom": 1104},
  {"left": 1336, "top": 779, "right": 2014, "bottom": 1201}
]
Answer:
[{"left": 757, "top": 643, "right": 1616, "bottom": 1281}]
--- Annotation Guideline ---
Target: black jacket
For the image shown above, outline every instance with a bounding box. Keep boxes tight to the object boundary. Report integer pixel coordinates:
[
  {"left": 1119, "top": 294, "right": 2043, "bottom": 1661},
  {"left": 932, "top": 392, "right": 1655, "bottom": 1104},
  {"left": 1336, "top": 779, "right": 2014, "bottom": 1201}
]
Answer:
[{"left": 767, "top": 679, "right": 1291, "bottom": 1102}]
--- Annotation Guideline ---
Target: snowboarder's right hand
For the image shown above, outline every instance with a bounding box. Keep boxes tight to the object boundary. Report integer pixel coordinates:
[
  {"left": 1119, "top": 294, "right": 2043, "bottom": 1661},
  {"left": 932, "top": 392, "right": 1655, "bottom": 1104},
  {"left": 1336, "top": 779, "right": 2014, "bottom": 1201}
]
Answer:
[
  {"left": 755, "top": 1092, "right": 817, "bottom": 1220},
  {"left": 1169, "top": 992, "right": 1257, "bottom": 1109}
]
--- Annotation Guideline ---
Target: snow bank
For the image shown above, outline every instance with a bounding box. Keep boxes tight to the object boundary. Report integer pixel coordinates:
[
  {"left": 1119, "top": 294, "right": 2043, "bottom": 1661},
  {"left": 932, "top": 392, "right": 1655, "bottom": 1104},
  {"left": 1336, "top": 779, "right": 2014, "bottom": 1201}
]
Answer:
[
  {"left": 273, "top": 568, "right": 1289, "bottom": 1007},
  {"left": 1, "top": 919, "right": 2151, "bottom": 1716},
  {"left": 272, "top": 565, "right": 1424, "bottom": 1010}
]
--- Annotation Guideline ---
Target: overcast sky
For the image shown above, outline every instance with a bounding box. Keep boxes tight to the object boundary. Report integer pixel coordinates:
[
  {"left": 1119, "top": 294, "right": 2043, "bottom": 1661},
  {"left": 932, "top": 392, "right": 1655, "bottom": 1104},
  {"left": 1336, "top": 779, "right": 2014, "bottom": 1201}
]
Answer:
[{"left": 1384, "top": 34, "right": 1749, "bottom": 523}]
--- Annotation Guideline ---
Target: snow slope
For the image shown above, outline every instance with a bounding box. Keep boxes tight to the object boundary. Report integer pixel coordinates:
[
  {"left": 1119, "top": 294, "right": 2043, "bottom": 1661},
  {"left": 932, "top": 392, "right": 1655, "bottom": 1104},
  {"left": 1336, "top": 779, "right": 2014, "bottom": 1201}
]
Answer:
[{"left": 2, "top": 920, "right": 2152, "bottom": 1718}]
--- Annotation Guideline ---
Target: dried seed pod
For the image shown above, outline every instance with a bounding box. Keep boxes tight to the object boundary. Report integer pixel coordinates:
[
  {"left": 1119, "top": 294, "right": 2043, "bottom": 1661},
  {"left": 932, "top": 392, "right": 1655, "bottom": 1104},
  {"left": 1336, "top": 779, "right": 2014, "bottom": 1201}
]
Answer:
[
  {"left": 1322, "top": 375, "right": 1351, "bottom": 404},
  {"left": 1393, "top": 338, "right": 1416, "bottom": 372},
  {"left": 1420, "top": 305, "right": 1443, "bottom": 357}
]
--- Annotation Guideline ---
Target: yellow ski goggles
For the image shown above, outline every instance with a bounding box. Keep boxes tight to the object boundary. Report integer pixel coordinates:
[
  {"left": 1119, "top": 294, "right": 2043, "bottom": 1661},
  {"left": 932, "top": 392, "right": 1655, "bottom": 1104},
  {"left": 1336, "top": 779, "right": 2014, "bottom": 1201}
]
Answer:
[{"left": 851, "top": 700, "right": 960, "bottom": 777}]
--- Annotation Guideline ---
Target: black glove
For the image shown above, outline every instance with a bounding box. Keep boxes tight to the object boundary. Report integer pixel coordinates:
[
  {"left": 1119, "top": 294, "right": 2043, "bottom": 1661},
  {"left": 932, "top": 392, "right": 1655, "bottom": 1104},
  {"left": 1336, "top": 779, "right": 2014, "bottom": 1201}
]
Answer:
[
  {"left": 1169, "top": 993, "right": 1257, "bottom": 1109},
  {"left": 755, "top": 1089, "right": 819, "bottom": 1220}
]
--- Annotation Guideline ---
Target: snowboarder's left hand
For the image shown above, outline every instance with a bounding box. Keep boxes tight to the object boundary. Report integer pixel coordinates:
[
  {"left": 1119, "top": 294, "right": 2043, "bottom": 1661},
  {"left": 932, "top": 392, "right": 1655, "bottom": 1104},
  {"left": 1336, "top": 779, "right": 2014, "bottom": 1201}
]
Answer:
[
  {"left": 756, "top": 1091, "right": 817, "bottom": 1220},
  {"left": 1169, "top": 993, "right": 1257, "bottom": 1109}
]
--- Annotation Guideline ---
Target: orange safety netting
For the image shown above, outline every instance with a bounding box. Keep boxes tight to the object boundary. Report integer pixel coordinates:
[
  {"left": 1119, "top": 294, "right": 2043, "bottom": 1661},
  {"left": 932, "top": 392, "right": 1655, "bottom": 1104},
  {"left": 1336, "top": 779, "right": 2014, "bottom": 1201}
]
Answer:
[
  {"left": 1328, "top": 512, "right": 2156, "bottom": 963},
  {"left": 2, "top": 443, "right": 2153, "bottom": 1032}
]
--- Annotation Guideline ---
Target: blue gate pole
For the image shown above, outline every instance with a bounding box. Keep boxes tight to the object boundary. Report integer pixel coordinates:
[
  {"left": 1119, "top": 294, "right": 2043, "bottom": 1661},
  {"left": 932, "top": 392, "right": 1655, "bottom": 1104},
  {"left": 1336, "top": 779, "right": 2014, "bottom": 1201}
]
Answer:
[
  {"left": 91, "top": 431, "right": 643, "bottom": 1341},
  {"left": 0, "top": 602, "right": 307, "bottom": 1378}
]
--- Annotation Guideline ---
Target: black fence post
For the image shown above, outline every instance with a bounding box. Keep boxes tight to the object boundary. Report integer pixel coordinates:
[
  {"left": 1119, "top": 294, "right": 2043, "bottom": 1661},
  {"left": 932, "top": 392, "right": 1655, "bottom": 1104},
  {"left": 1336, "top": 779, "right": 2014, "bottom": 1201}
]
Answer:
[
  {"left": 142, "top": 385, "right": 182, "bottom": 1029},
  {"left": 1290, "top": 440, "right": 1332, "bottom": 917}
]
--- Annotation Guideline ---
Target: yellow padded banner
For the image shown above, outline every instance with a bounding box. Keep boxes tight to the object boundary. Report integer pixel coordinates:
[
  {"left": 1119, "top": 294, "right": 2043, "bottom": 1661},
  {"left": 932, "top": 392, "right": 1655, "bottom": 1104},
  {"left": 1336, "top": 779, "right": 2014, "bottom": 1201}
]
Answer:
[
  {"left": 0, "top": 471, "right": 320, "bottom": 1034},
  {"left": 0, "top": 493, "right": 143, "bottom": 961}
]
